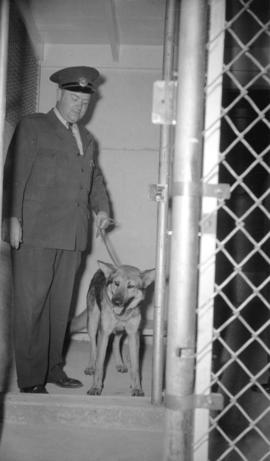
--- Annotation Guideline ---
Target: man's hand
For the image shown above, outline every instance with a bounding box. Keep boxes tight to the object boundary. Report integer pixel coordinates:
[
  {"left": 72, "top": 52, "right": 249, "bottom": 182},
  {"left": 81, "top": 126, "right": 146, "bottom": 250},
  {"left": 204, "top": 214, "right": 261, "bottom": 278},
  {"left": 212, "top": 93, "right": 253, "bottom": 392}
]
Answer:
[
  {"left": 95, "top": 211, "right": 111, "bottom": 237},
  {"left": 9, "top": 217, "right": 22, "bottom": 249}
]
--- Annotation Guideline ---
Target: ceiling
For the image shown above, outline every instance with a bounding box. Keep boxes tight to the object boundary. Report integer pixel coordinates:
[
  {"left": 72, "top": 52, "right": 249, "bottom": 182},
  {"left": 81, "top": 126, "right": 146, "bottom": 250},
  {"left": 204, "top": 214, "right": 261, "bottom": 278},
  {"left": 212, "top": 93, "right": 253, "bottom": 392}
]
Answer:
[{"left": 17, "top": 0, "right": 166, "bottom": 61}]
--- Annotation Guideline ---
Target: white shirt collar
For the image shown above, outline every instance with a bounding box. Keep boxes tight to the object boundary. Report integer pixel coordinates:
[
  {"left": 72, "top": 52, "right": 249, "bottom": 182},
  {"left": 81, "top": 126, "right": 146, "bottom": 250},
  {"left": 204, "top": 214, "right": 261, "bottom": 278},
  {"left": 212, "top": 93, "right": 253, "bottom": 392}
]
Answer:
[{"left": 54, "top": 107, "right": 84, "bottom": 155}]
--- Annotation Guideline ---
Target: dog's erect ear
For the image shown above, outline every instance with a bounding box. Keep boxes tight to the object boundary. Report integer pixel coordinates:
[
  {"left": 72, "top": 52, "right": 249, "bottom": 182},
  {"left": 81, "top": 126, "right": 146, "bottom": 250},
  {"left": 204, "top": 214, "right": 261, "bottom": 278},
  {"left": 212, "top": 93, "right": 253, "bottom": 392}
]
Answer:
[
  {"left": 141, "top": 269, "right": 155, "bottom": 288},
  {"left": 97, "top": 260, "right": 117, "bottom": 278}
]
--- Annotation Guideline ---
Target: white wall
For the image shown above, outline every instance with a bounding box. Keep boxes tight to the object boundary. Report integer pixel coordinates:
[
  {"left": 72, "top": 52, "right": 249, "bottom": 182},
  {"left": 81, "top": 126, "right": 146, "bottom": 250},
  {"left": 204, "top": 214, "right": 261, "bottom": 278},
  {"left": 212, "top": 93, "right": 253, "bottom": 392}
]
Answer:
[{"left": 39, "top": 44, "right": 162, "bottom": 317}]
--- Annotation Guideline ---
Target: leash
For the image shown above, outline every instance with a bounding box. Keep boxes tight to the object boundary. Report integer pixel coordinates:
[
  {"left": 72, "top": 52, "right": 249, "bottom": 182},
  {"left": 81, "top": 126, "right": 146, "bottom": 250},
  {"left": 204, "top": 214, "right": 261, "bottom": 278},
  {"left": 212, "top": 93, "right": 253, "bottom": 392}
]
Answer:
[{"left": 97, "top": 220, "right": 122, "bottom": 267}]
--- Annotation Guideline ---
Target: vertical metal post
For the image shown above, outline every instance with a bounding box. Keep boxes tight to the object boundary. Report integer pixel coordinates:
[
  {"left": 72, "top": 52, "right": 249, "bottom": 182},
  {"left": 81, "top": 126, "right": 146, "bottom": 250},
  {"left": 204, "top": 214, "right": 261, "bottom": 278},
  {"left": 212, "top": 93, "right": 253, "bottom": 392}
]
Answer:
[
  {"left": 193, "top": 1, "right": 226, "bottom": 458},
  {"left": 0, "top": 0, "right": 10, "bottom": 393},
  {"left": 163, "top": 0, "right": 208, "bottom": 459},
  {"left": 151, "top": 0, "right": 177, "bottom": 405},
  {"left": 0, "top": 0, "right": 9, "bottom": 225}
]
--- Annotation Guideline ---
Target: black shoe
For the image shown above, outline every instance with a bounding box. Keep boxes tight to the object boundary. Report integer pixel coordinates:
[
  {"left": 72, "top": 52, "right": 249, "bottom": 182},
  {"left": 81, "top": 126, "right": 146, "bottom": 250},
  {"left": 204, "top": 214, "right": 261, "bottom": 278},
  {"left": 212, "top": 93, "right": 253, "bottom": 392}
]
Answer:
[
  {"left": 251, "top": 382, "right": 270, "bottom": 393},
  {"left": 20, "top": 385, "right": 48, "bottom": 394},
  {"left": 47, "top": 366, "right": 83, "bottom": 388}
]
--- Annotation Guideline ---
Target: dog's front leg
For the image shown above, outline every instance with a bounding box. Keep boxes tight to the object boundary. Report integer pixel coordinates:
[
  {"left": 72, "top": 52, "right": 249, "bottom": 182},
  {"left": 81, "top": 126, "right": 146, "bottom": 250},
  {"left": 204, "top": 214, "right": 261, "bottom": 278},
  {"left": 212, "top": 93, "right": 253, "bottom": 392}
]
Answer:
[
  {"left": 85, "top": 305, "right": 100, "bottom": 376},
  {"left": 113, "top": 334, "right": 128, "bottom": 373},
  {"left": 84, "top": 330, "right": 97, "bottom": 376},
  {"left": 87, "top": 330, "right": 109, "bottom": 395},
  {"left": 127, "top": 330, "right": 144, "bottom": 397}
]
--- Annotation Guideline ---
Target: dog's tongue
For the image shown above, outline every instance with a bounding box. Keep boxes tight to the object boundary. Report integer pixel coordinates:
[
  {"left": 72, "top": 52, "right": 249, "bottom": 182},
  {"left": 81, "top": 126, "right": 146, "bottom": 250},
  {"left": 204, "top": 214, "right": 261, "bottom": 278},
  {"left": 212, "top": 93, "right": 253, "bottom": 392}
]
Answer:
[{"left": 113, "top": 306, "right": 124, "bottom": 315}]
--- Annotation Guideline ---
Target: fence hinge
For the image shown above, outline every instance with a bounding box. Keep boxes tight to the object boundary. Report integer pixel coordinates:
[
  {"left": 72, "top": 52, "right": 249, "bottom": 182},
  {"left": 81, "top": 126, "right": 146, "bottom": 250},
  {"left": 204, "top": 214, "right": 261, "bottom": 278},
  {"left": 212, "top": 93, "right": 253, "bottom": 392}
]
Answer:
[
  {"left": 165, "top": 393, "right": 224, "bottom": 411},
  {"left": 202, "top": 183, "right": 231, "bottom": 200},
  {"left": 149, "top": 182, "right": 230, "bottom": 203},
  {"left": 149, "top": 184, "right": 168, "bottom": 202},
  {"left": 152, "top": 80, "right": 177, "bottom": 125},
  {"left": 172, "top": 182, "right": 231, "bottom": 200}
]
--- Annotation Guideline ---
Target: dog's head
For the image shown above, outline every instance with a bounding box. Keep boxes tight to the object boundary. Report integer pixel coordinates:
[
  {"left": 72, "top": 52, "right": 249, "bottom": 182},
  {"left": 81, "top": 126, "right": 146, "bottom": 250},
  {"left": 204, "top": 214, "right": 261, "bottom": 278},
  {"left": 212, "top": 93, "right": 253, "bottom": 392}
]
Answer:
[{"left": 98, "top": 261, "right": 155, "bottom": 316}]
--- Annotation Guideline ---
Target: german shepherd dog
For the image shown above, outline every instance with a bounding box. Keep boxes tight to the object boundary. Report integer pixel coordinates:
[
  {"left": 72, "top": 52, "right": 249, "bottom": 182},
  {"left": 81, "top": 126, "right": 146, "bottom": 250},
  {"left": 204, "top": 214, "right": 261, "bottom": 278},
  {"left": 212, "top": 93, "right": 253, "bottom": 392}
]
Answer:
[{"left": 71, "top": 261, "right": 155, "bottom": 396}]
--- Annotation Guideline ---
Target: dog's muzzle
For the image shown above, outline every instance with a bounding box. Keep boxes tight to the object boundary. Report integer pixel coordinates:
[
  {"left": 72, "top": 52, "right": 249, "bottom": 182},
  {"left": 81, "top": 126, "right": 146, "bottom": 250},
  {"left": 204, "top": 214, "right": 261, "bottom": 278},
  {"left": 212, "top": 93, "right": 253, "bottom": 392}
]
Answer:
[{"left": 112, "top": 296, "right": 135, "bottom": 315}]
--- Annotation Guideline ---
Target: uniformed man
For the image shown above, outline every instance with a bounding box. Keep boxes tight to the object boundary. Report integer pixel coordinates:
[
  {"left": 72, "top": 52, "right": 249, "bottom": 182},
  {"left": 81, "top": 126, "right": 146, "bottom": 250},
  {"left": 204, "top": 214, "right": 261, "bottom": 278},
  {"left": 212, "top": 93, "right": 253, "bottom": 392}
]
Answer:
[{"left": 5, "top": 66, "right": 111, "bottom": 393}]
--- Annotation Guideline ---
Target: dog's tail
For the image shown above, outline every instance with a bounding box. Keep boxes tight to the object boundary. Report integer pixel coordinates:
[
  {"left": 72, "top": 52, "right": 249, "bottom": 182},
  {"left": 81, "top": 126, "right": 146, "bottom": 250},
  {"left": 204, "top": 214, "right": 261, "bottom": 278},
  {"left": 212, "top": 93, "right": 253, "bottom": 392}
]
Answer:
[{"left": 69, "top": 309, "right": 87, "bottom": 334}]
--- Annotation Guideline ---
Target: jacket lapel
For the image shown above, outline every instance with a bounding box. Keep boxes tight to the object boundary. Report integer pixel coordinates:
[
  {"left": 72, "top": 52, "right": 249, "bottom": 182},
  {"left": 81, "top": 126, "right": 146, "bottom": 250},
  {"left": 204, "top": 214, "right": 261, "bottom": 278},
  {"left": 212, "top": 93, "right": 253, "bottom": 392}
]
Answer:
[{"left": 46, "top": 109, "right": 71, "bottom": 142}]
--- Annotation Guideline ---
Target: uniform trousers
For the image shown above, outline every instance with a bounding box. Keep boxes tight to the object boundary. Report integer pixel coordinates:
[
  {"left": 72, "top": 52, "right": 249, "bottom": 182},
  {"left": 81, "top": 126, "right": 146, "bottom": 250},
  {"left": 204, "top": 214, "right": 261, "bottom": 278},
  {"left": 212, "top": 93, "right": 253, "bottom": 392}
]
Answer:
[{"left": 12, "top": 245, "right": 81, "bottom": 389}]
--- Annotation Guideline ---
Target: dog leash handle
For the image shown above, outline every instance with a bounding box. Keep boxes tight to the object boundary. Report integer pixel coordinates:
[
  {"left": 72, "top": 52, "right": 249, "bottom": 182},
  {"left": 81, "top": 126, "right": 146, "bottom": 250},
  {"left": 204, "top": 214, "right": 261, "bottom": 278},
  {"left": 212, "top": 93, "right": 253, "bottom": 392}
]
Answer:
[{"left": 99, "top": 227, "right": 122, "bottom": 267}]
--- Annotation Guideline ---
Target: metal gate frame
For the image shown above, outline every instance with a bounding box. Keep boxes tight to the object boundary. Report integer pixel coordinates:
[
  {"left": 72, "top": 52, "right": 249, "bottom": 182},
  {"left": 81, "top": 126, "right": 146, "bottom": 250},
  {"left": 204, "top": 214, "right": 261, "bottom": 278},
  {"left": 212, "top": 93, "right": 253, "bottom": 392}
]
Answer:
[
  {"left": 194, "top": 0, "right": 270, "bottom": 460},
  {"left": 153, "top": 0, "right": 269, "bottom": 459},
  {"left": 161, "top": 0, "right": 209, "bottom": 459},
  {"left": 0, "top": 0, "right": 9, "bottom": 224},
  {"left": 194, "top": 0, "right": 226, "bottom": 459}
]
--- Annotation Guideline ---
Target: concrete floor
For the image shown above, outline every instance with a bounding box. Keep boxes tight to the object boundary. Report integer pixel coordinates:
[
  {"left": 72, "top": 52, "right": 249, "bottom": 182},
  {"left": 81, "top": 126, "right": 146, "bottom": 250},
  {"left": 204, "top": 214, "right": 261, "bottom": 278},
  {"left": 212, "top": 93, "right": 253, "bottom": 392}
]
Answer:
[
  {"left": 2, "top": 242, "right": 270, "bottom": 460},
  {"left": 0, "top": 339, "right": 165, "bottom": 461},
  {"left": 0, "top": 241, "right": 165, "bottom": 461},
  {"left": 6, "top": 336, "right": 155, "bottom": 397},
  {"left": 2, "top": 338, "right": 270, "bottom": 460},
  {"left": 0, "top": 423, "right": 164, "bottom": 461}
]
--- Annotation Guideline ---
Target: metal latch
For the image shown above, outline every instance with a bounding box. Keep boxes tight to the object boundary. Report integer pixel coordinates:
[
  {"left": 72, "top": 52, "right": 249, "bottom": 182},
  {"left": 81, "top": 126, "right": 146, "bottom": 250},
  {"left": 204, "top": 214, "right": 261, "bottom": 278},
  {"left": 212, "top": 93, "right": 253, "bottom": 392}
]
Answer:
[
  {"left": 149, "top": 182, "right": 230, "bottom": 203},
  {"left": 149, "top": 184, "right": 168, "bottom": 202},
  {"left": 152, "top": 80, "right": 178, "bottom": 125}
]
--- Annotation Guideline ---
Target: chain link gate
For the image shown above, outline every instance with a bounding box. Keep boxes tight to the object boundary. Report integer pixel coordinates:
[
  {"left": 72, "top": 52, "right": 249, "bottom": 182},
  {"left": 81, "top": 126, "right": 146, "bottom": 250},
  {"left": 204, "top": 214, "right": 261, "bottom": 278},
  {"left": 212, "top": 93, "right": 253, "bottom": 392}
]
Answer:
[
  {"left": 6, "top": 1, "right": 40, "bottom": 128},
  {"left": 194, "top": 0, "right": 270, "bottom": 460}
]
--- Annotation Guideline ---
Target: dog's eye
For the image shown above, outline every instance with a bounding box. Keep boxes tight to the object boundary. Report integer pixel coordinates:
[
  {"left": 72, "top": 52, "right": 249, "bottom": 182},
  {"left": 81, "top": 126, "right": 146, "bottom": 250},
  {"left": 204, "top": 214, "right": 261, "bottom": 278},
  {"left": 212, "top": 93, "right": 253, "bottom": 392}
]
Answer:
[
  {"left": 127, "top": 283, "right": 135, "bottom": 289},
  {"left": 113, "top": 281, "right": 120, "bottom": 287}
]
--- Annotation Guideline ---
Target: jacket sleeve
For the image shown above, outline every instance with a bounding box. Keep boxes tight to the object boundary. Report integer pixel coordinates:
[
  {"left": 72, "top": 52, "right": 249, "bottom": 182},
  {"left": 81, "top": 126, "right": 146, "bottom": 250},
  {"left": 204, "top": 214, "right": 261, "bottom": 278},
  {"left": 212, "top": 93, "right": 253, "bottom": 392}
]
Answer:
[
  {"left": 3, "top": 117, "right": 37, "bottom": 221},
  {"left": 89, "top": 140, "right": 110, "bottom": 216}
]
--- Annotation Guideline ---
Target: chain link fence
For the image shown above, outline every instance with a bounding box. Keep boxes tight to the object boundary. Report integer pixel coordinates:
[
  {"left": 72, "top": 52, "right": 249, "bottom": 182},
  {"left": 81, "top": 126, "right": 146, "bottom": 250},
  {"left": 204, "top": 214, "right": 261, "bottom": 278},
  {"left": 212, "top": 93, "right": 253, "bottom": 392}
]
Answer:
[
  {"left": 6, "top": 1, "right": 39, "bottom": 128},
  {"left": 2, "top": 0, "right": 40, "bottom": 223},
  {"left": 195, "top": 0, "right": 270, "bottom": 459}
]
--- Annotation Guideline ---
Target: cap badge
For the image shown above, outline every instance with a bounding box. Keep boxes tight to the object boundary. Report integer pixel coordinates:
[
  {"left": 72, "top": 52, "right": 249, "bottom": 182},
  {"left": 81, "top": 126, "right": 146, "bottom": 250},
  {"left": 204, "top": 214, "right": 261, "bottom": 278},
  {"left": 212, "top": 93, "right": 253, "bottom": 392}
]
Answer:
[{"left": 78, "top": 77, "right": 88, "bottom": 87}]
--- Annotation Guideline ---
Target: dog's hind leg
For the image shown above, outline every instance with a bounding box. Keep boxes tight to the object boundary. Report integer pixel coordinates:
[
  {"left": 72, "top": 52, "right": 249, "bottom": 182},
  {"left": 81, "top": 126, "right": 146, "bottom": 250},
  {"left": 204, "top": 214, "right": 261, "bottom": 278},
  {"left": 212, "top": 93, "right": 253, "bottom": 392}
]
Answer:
[
  {"left": 113, "top": 334, "right": 128, "bottom": 373},
  {"left": 69, "top": 309, "right": 87, "bottom": 334}
]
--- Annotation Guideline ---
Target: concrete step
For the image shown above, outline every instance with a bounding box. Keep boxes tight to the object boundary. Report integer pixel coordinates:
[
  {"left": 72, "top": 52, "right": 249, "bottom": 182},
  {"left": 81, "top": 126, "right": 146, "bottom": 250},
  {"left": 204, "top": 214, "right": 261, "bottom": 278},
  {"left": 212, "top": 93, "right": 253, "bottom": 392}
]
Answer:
[{"left": 3, "top": 393, "right": 165, "bottom": 432}]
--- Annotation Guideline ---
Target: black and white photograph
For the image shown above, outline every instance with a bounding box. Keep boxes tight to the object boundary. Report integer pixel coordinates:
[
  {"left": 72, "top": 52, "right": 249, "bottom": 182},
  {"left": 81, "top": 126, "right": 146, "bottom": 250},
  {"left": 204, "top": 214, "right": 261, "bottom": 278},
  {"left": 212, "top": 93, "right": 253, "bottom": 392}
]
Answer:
[{"left": 0, "top": 1, "right": 269, "bottom": 460}]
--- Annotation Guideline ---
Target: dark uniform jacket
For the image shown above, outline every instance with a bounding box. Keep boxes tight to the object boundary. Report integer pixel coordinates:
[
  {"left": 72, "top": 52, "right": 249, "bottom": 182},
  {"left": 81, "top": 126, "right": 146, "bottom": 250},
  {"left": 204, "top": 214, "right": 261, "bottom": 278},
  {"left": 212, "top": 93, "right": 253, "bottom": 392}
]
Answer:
[{"left": 5, "top": 109, "right": 110, "bottom": 251}]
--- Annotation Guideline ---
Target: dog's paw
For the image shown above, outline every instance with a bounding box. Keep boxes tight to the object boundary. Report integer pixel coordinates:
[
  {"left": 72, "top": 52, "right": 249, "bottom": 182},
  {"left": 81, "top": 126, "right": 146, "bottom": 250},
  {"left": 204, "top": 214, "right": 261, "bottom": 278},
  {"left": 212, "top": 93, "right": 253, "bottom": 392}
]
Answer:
[
  {"left": 84, "top": 366, "right": 95, "bottom": 376},
  {"left": 131, "top": 388, "right": 144, "bottom": 397},
  {"left": 87, "top": 386, "right": 102, "bottom": 396},
  {"left": 116, "top": 364, "right": 128, "bottom": 373}
]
